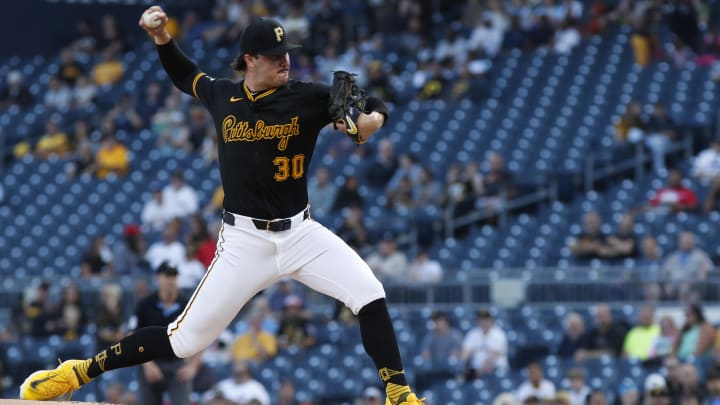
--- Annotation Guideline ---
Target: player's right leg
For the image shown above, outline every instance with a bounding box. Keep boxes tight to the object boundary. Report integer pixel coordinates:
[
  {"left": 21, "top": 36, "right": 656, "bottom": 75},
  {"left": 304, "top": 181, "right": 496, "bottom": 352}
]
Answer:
[
  {"left": 20, "top": 221, "right": 280, "bottom": 400},
  {"left": 285, "top": 221, "right": 424, "bottom": 405}
]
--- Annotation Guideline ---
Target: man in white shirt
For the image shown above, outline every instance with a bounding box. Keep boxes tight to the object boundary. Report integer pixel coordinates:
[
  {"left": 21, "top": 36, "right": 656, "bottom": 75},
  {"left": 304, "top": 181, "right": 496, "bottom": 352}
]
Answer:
[
  {"left": 146, "top": 220, "right": 186, "bottom": 271},
  {"left": 693, "top": 139, "right": 720, "bottom": 183},
  {"left": 365, "top": 233, "right": 408, "bottom": 282},
  {"left": 203, "top": 360, "right": 270, "bottom": 405},
  {"left": 407, "top": 251, "right": 443, "bottom": 283},
  {"left": 461, "top": 309, "right": 509, "bottom": 379},
  {"left": 141, "top": 182, "right": 173, "bottom": 232},
  {"left": 516, "top": 362, "right": 556, "bottom": 403},
  {"left": 162, "top": 170, "right": 199, "bottom": 219}
]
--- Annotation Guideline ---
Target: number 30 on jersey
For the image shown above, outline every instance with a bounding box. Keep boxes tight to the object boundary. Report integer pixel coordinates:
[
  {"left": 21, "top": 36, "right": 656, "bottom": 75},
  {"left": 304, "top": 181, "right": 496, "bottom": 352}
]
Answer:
[{"left": 273, "top": 154, "right": 305, "bottom": 181}]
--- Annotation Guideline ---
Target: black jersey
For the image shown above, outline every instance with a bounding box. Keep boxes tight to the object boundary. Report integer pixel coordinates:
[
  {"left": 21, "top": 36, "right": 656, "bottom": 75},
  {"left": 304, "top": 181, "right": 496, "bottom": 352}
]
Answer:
[
  {"left": 156, "top": 40, "right": 387, "bottom": 219},
  {"left": 193, "top": 76, "right": 331, "bottom": 218}
]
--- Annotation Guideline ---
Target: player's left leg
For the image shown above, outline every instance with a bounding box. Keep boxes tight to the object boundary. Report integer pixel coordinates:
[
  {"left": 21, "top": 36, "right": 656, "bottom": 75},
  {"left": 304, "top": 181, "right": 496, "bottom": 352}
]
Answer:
[{"left": 284, "top": 221, "right": 424, "bottom": 405}]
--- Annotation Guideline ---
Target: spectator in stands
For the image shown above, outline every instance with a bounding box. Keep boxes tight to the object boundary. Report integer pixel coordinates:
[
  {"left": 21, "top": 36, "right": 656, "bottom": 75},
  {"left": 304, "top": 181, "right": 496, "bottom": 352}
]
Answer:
[
  {"left": 644, "top": 103, "right": 677, "bottom": 174},
  {"left": 96, "top": 14, "right": 127, "bottom": 54},
  {"left": 146, "top": 219, "right": 185, "bottom": 271},
  {"left": 516, "top": 362, "right": 556, "bottom": 403},
  {"left": 71, "top": 74, "right": 97, "bottom": 109},
  {"left": 704, "top": 367, "right": 720, "bottom": 405},
  {"left": 231, "top": 314, "right": 277, "bottom": 364},
  {"left": 56, "top": 48, "right": 84, "bottom": 86},
  {"left": 154, "top": 94, "right": 191, "bottom": 155},
  {"left": 307, "top": 166, "right": 337, "bottom": 217},
  {"left": 477, "top": 152, "right": 515, "bottom": 215},
  {"left": 568, "top": 211, "right": 607, "bottom": 260},
  {"left": 649, "top": 315, "right": 679, "bottom": 360},
  {"left": 81, "top": 236, "right": 114, "bottom": 278},
  {"left": 276, "top": 295, "right": 315, "bottom": 351},
  {"left": 637, "top": 236, "right": 663, "bottom": 301},
  {"left": 365, "top": 138, "right": 398, "bottom": 189},
  {"left": 557, "top": 312, "right": 585, "bottom": 359},
  {"left": 276, "top": 379, "right": 297, "bottom": 405},
  {"left": 553, "top": 18, "right": 581, "bottom": 54},
  {"left": 678, "top": 363, "right": 705, "bottom": 402},
  {"left": 22, "top": 281, "right": 54, "bottom": 338},
  {"left": 645, "top": 373, "right": 671, "bottom": 405},
  {"left": 462, "top": 309, "right": 509, "bottom": 379},
  {"left": 575, "top": 303, "right": 629, "bottom": 362},
  {"left": 386, "top": 177, "right": 416, "bottom": 213},
  {"left": 203, "top": 360, "right": 270, "bottom": 405},
  {"left": 185, "top": 214, "right": 216, "bottom": 268},
  {"left": 673, "top": 304, "right": 716, "bottom": 361},
  {"left": 586, "top": 390, "right": 608, "bottom": 405},
  {"left": 387, "top": 153, "right": 423, "bottom": 192},
  {"left": 268, "top": 279, "right": 307, "bottom": 315},
  {"left": 44, "top": 76, "right": 72, "bottom": 111},
  {"left": 602, "top": 212, "right": 638, "bottom": 260},
  {"left": 416, "top": 311, "right": 462, "bottom": 391},
  {"left": 443, "top": 163, "right": 475, "bottom": 238},
  {"left": 0, "top": 70, "right": 33, "bottom": 108},
  {"left": 107, "top": 92, "right": 144, "bottom": 132},
  {"left": 663, "top": 355, "right": 683, "bottom": 400},
  {"left": 186, "top": 105, "right": 211, "bottom": 152},
  {"left": 66, "top": 119, "right": 94, "bottom": 177},
  {"left": 407, "top": 250, "right": 443, "bottom": 283},
  {"left": 413, "top": 165, "right": 442, "bottom": 206},
  {"left": 163, "top": 170, "right": 199, "bottom": 219},
  {"left": 616, "top": 380, "right": 639, "bottom": 405},
  {"left": 661, "top": 231, "right": 713, "bottom": 300},
  {"left": 142, "top": 181, "right": 173, "bottom": 232},
  {"left": 502, "top": 16, "right": 528, "bottom": 52},
  {"left": 566, "top": 368, "right": 590, "bottom": 405},
  {"left": 630, "top": 18, "right": 656, "bottom": 67},
  {"left": 95, "top": 283, "right": 126, "bottom": 351},
  {"left": 104, "top": 382, "right": 137, "bottom": 405},
  {"left": 649, "top": 170, "right": 698, "bottom": 214},
  {"left": 113, "top": 224, "right": 149, "bottom": 275},
  {"left": 137, "top": 81, "right": 164, "bottom": 123},
  {"left": 92, "top": 131, "right": 130, "bottom": 179},
  {"left": 35, "top": 117, "right": 70, "bottom": 159},
  {"left": 129, "top": 261, "right": 199, "bottom": 405},
  {"left": 336, "top": 205, "right": 369, "bottom": 253},
  {"left": 693, "top": 138, "right": 720, "bottom": 184},
  {"left": 176, "top": 245, "right": 205, "bottom": 290},
  {"left": 623, "top": 305, "right": 660, "bottom": 361},
  {"left": 614, "top": 100, "right": 646, "bottom": 144},
  {"left": 91, "top": 48, "right": 124, "bottom": 86},
  {"left": 365, "top": 233, "right": 408, "bottom": 282}
]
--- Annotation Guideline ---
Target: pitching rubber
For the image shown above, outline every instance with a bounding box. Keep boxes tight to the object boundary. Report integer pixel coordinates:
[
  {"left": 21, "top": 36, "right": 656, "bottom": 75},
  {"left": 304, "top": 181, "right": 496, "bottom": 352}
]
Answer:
[{"left": 0, "top": 401, "right": 115, "bottom": 404}]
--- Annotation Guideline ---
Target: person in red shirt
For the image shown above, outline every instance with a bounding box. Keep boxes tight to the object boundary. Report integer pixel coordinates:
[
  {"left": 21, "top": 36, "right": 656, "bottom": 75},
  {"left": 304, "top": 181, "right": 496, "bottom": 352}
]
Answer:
[{"left": 649, "top": 170, "right": 698, "bottom": 214}]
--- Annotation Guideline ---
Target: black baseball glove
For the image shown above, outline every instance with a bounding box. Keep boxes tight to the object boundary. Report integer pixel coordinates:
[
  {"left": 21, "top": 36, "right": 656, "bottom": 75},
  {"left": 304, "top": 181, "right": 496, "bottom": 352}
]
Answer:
[{"left": 328, "top": 70, "right": 367, "bottom": 144}]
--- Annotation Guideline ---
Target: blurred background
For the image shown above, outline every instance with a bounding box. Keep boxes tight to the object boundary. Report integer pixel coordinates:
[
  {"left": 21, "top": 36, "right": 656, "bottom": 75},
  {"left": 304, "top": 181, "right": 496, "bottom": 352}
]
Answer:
[{"left": 1, "top": 0, "right": 720, "bottom": 404}]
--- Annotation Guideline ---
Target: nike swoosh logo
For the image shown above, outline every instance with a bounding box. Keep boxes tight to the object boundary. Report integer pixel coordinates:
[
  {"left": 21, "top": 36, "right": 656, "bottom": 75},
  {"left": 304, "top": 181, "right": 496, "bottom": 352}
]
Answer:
[
  {"left": 344, "top": 114, "right": 358, "bottom": 135},
  {"left": 229, "top": 96, "right": 244, "bottom": 102},
  {"left": 29, "top": 373, "right": 56, "bottom": 390}
]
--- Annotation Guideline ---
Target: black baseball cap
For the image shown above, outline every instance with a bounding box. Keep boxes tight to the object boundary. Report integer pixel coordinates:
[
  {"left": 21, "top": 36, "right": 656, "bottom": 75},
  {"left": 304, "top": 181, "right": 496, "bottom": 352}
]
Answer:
[
  {"left": 240, "top": 18, "right": 301, "bottom": 56},
  {"left": 156, "top": 261, "right": 178, "bottom": 276}
]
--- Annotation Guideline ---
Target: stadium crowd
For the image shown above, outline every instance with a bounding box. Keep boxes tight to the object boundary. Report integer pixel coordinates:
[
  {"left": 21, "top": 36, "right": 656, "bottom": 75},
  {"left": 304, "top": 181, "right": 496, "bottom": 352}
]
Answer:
[{"left": 1, "top": 0, "right": 720, "bottom": 403}]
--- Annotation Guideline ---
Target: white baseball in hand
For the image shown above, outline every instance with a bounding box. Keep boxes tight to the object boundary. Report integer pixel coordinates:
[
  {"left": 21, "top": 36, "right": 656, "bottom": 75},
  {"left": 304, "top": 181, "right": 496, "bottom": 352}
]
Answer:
[{"left": 142, "top": 11, "right": 162, "bottom": 28}]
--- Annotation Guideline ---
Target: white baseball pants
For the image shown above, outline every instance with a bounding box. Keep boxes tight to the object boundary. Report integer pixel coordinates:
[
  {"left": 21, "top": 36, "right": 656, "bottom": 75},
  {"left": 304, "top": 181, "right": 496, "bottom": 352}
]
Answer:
[{"left": 167, "top": 208, "right": 386, "bottom": 358}]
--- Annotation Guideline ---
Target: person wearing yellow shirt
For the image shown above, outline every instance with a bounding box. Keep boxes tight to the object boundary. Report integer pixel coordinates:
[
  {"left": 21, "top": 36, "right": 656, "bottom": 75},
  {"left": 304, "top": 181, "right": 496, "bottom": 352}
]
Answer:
[
  {"left": 94, "top": 133, "right": 130, "bottom": 179},
  {"left": 35, "top": 119, "right": 70, "bottom": 159},
  {"left": 231, "top": 315, "right": 277, "bottom": 364},
  {"left": 91, "top": 49, "right": 125, "bottom": 86},
  {"left": 623, "top": 306, "right": 660, "bottom": 361}
]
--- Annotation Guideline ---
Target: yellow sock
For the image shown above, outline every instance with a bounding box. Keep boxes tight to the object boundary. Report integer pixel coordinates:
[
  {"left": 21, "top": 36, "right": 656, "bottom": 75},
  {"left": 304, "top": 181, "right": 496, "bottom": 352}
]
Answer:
[
  {"left": 72, "top": 359, "right": 94, "bottom": 385},
  {"left": 386, "top": 382, "right": 411, "bottom": 403}
]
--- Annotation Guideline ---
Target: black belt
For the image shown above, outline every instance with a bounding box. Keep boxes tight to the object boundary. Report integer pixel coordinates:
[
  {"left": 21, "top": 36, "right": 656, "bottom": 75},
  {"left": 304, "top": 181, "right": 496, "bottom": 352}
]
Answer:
[{"left": 222, "top": 207, "right": 310, "bottom": 232}]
